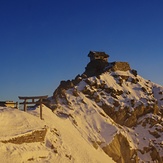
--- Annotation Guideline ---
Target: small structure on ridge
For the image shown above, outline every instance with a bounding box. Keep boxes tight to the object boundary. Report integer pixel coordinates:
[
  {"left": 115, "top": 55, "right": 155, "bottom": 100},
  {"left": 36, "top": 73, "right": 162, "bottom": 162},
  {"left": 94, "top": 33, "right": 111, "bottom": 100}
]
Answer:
[
  {"left": 0, "top": 101, "right": 18, "bottom": 108},
  {"left": 88, "top": 51, "right": 109, "bottom": 62},
  {"left": 84, "top": 50, "right": 130, "bottom": 77}
]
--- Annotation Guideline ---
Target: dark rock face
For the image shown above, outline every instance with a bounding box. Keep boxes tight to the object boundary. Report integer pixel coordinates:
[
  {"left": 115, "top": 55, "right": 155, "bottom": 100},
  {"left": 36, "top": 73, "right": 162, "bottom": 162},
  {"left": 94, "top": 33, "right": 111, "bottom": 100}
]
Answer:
[
  {"left": 52, "top": 75, "right": 83, "bottom": 104},
  {"left": 53, "top": 53, "right": 131, "bottom": 98},
  {"left": 83, "top": 59, "right": 131, "bottom": 78},
  {"left": 84, "top": 60, "right": 109, "bottom": 77}
]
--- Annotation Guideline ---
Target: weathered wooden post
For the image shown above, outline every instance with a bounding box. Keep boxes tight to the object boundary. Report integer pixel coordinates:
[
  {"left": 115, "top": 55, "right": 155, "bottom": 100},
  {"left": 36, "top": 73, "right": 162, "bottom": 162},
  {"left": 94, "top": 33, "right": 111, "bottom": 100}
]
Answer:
[
  {"left": 40, "top": 98, "right": 43, "bottom": 120},
  {"left": 24, "top": 98, "right": 27, "bottom": 112},
  {"left": 16, "top": 102, "right": 18, "bottom": 109}
]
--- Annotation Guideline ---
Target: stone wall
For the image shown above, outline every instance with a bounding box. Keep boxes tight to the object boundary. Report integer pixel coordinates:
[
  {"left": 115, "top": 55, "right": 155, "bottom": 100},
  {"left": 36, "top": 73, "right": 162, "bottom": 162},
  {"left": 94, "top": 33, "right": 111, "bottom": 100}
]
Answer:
[{"left": 1, "top": 128, "right": 47, "bottom": 144}]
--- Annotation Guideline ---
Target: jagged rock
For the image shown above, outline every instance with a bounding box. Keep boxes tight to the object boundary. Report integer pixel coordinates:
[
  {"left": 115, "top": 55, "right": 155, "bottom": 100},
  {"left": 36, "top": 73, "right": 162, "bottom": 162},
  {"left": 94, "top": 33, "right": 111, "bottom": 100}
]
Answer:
[
  {"left": 134, "top": 105, "right": 145, "bottom": 117},
  {"left": 149, "top": 130, "right": 161, "bottom": 138},
  {"left": 120, "top": 75, "right": 129, "bottom": 81},
  {"left": 53, "top": 80, "right": 74, "bottom": 99},
  {"left": 101, "top": 103, "right": 115, "bottom": 116},
  {"left": 118, "top": 77, "right": 123, "bottom": 86},
  {"left": 82, "top": 86, "right": 94, "bottom": 96},
  {"left": 94, "top": 94, "right": 101, "bottom": 103},
  {"left": 130, "top": 78, "right": 139, "bottom": 84},
  {"left": 84, "top": 78, "right": 96, "bottom": 86},
  {"left": 105, "top": 87, "right": 116, "bottom": 94},
  {"left": 110, "top": 62, "right": 131, "bottom": 72},
  {"left": 141, "top": 87, "right": 147, "bottom": 92},
  {"left": 131, "top": 69, "right": 138, "bottom": 77},
  {"left": 130, "top": 99, "right": 135, "bottom": 107},
  {"left": 98, "top": 82, "right": 106, "bottom": 90},
  {"left": 84, "top": 60, "right": 109, "bottom": 77},
  {"left": 81, "top": 73, "right": 87, "bottom": 79},
  {"left": 72, "top": 88, "right": 79, "bottom": 97},
  {"left": 60, "top": 80, "right": 74, "bottom": 89},
  {"left": 124, "top": 112, "right": 137, "bottom": 127},
  {"left": 50, "top": 51, "right": 163, "bottom": 162},
  {"left": 116, "top": 90, "right": 124, "bottom": 96},
  {"left": 150, "top": 146, "right": 163, "bottom": 162},
  {"left": 102, "top": 133, "right": 138, "bottom": 163},
  {"left": 72, "top": 75, "right": 82, "bottom": 85},
  {"left": 159, "top": 91, "right": 163, "bottom": 95},
  {"left": 113, "top": 100, "right": 120, "bottom": 107}
]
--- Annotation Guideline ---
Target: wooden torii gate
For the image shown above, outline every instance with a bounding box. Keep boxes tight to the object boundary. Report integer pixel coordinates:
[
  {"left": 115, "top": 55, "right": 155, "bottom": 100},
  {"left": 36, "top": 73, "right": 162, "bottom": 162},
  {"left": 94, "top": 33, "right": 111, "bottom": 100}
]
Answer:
[{"left": 18, "top": 95, "right": 48, "bottom": 120}]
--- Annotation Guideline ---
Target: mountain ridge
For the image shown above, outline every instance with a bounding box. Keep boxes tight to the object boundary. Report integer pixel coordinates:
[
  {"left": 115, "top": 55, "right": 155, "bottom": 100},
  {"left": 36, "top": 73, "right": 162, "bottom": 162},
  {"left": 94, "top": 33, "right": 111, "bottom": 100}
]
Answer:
[
  {"left": 0, "top": 51, "right": 162, "bottom": 163},
  {"left": 47, "top": 53, "right": 163, "bottom": 162}
]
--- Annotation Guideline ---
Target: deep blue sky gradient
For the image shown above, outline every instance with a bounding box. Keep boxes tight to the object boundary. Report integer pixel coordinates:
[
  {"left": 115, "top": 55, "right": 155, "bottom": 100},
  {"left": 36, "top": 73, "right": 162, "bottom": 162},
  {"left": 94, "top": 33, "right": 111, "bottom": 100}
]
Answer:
[{"left": 0, "top": 0, "right": 163, "bottom": 101}]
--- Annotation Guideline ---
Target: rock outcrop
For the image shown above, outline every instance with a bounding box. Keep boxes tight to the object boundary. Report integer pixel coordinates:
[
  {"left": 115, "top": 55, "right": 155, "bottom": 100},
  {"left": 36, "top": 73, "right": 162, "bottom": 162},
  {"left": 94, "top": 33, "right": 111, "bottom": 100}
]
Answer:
[
  {"left": 84, "top": 59, "right": 109, "bottom": 77},
  {"left": 84, "top": 60, "right": 131, "bottom": 77},
  {"left": 102, "top": 133, "right": 138, "bottom": 163},
  {"left": 50, "top": 51, "right": 163, "bottom": 162},
  {"left": 109, "top": 62, "right": 131, "bottom": 72}
]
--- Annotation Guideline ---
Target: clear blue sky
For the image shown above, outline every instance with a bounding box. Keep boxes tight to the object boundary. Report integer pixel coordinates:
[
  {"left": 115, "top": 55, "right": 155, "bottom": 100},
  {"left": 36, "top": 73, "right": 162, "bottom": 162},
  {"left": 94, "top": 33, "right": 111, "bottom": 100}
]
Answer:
[{"left": 0, "top": 0, "right": 163, "bottom": 102}]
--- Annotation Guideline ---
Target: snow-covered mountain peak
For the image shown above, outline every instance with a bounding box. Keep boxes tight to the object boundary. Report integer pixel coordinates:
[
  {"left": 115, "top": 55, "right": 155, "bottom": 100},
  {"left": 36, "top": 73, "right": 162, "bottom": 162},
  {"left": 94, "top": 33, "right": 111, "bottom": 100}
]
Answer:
[
  {"left": 1, "top": 52, "right": 163, "bottom": 163},
  {"left": 49, "top": 54, "right": 163, "bottom": 162}
]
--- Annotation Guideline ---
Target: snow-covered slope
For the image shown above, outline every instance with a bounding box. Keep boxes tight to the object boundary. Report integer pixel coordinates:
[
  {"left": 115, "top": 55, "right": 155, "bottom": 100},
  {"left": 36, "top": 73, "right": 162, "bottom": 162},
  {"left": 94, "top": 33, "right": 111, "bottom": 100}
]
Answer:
[
  {"left": 1, "top": 61, "right": 163, "bottom": 162},
  {"left": 0, "top": 106, "right": 115, "bottom": 163},
  {"left": 51, "top": 69, "right": 163, "bottom": 162}
]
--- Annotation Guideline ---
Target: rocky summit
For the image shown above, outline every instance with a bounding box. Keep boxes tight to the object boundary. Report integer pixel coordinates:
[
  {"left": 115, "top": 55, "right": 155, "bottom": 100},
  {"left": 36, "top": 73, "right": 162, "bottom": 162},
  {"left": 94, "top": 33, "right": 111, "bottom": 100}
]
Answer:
[
  {"left": 1, "top": 51, "right": 163, "bottom": 163},
  {"left": 49, "top": 51, "right": 163, "bottom": 163}
]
